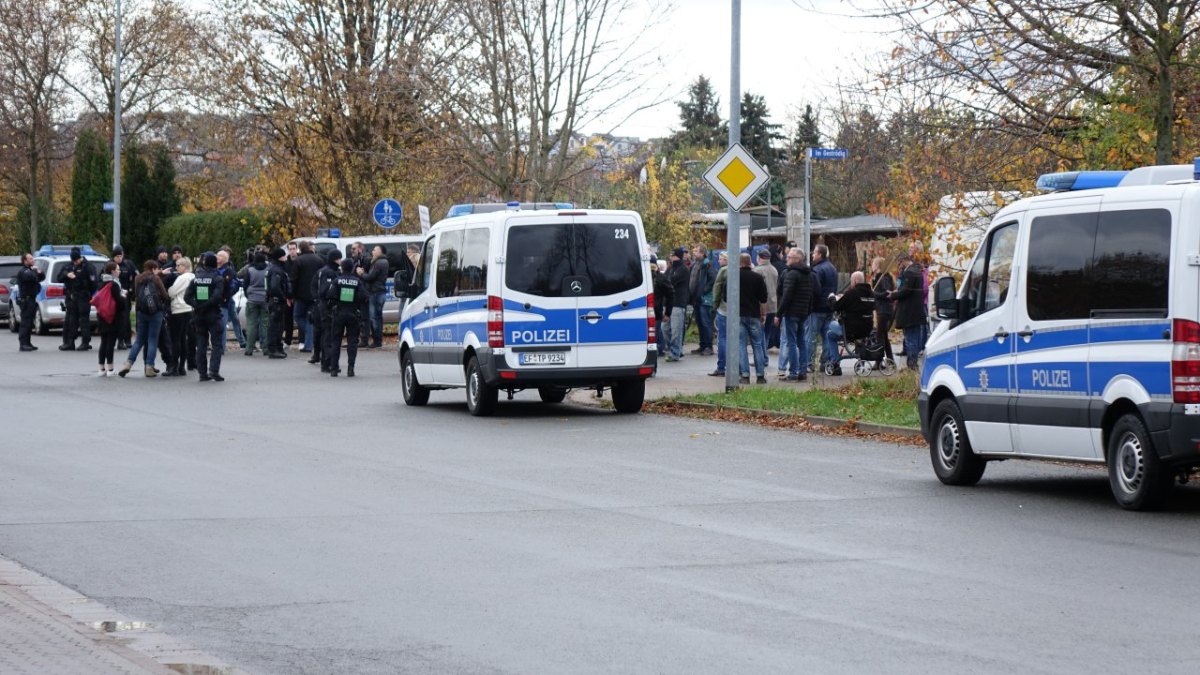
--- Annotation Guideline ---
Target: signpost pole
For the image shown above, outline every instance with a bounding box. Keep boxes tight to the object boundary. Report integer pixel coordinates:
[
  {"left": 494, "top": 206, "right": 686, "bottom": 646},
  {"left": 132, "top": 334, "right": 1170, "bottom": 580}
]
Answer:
[
  {"left": 725, "top": 0, "right": 741, "bottom": 392},
  {"left": 803, "top": 148, "right": 811, "bottom": 259},
  {"left": 112, "top": 0, "right": 122, "bottom": 249}
]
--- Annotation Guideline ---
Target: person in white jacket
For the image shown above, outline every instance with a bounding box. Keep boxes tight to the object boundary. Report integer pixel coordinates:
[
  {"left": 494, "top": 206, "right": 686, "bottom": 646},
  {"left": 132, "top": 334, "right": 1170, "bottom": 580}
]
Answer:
[{"left": 164, "top": 257, "right": 195, "bottom": 377}]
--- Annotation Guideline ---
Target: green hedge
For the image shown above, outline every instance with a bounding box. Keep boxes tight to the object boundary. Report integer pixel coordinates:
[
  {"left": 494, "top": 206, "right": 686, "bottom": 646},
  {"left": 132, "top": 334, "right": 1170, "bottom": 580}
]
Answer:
[{"left": 157, "top": 209, "right": 266, "bottom": 260}]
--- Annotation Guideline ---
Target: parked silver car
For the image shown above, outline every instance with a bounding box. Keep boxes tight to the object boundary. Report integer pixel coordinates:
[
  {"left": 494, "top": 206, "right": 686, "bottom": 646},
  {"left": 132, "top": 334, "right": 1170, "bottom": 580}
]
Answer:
[{"left": 8, "top": 249, "right": 105, "bottom": 335}]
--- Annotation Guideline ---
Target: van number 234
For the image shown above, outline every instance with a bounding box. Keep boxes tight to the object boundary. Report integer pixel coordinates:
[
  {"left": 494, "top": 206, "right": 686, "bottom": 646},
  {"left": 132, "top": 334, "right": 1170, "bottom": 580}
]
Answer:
[{"left": 614, "top": 228, "right": 629, "bottom": 239}]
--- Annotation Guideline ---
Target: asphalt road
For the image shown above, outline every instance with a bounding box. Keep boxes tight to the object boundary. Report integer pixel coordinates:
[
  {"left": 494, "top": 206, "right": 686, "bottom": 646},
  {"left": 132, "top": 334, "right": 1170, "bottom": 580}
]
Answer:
[{"left": 3, "top": 331, "right": 1200, "bottom": 674}]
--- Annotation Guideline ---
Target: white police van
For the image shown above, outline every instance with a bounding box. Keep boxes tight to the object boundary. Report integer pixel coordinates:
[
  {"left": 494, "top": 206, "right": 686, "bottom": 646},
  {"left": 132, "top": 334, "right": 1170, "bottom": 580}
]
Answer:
[
  {"left": 920, "top": 162, "right": 1200, "bottom": 510},
  {"left": 396, "top": 205, "right": 657, "bottom": 416}
]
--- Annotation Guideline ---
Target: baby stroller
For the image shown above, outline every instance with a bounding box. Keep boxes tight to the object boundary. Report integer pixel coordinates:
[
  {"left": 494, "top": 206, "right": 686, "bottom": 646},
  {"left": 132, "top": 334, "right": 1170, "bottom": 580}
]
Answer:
[{"left": 824, "top": 305, "right": 898, "bottom": 377}]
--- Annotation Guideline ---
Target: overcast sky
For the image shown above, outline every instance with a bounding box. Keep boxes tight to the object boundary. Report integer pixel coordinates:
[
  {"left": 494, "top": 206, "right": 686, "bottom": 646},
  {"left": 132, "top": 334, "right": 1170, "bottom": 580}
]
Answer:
[{"left": 598, "top": 0, "right": 895, "bottom": 139}]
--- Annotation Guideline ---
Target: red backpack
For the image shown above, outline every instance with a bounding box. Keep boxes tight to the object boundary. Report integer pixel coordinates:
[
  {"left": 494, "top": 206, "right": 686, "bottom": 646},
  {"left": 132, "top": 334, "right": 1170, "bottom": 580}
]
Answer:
[{"left": 91, "top": 282, "right": 117, "bottom": 324}]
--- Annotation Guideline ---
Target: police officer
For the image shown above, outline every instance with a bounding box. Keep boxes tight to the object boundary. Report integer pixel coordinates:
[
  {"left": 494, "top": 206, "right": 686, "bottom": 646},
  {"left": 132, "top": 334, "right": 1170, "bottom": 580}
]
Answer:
[
  {"left": 324, "top": 258, "right": 366, "bottom": 377},
  {"left": 311, "top": 249, "right": 342, "bottom": 372},
  {"left": 58, "top": 247, "right": 96, "bottom": 351},
  {"left": 185, "top": 253, "right": 227, "bottom": 382},
  {"left": 15, "top": 253, "right": 44, "bottom": 352},
  {"left": 111, "top": 246, "right": 137, "bottom": 349},
  {"left": 265, "top": 247, "right": 292, "bottom": 359}
]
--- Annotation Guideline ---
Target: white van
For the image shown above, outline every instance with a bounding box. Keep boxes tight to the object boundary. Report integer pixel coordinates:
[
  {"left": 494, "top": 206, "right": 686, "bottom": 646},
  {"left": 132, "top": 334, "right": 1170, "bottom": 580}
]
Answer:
[
  {"left": 920, "top": 163, "right": 1200, "bottom": 510},
  {"left": 396, "top": 207, "right": 657, "bottom": 416}
]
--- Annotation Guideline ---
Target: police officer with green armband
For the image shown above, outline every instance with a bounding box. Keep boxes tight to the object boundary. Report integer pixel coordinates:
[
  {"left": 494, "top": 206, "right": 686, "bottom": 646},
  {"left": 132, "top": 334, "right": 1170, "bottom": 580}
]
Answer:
[
  {"left": 186, "top": 253, "right": 227, "bottom": 382},
  {"left": 324, "top": 258, "right": 367, "bottom": 377},
  {"left": 311, "top": 249, "right": 342, "bottom": 372}
]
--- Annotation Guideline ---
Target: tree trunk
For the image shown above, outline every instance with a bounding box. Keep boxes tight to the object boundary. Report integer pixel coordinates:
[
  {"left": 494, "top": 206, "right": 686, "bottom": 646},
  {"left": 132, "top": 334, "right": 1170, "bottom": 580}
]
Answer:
[{"left": 1155, "top": 65, "right": 1174, "bottom": 164}]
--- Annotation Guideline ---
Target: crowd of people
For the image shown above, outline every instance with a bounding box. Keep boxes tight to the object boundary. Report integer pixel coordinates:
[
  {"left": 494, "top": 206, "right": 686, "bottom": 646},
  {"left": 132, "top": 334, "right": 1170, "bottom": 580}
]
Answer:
[
  {"left": 649, "top": 240, "right": 929, "bottom": 384},
  {"left": 12, "top": 240, "right": 399, "bottom": 381}
]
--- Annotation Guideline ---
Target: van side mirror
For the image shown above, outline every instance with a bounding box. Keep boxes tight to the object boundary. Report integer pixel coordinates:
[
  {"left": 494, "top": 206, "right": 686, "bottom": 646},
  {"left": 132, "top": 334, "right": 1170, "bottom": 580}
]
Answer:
[
  {"left": 933, "top": 276, "right": 959, "bottom": 321},
  {"left": 393, "top": 269, "right": 411, "bottom": 298}
]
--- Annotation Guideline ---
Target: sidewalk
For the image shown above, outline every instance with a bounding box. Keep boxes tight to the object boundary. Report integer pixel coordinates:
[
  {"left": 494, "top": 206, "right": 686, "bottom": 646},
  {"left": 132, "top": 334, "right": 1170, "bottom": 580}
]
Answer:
[{"left": 0, "top": 555, "right": 243, "bottom": 675}]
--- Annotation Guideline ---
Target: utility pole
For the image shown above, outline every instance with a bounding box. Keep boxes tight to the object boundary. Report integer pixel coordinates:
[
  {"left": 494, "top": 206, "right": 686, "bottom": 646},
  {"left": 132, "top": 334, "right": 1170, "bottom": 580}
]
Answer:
[
  {"left": 112, "top": 0, "right": 123, "bottom": 249},
  {"left": 724, "top": 0, "right": 741, "bottom": 392}
]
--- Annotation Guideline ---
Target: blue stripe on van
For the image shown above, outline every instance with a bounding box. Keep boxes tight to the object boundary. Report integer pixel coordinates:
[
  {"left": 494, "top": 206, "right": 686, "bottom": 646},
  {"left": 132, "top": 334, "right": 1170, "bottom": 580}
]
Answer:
[{"left": 1090, "top": 322, "right": 1170, "bottom": 344}]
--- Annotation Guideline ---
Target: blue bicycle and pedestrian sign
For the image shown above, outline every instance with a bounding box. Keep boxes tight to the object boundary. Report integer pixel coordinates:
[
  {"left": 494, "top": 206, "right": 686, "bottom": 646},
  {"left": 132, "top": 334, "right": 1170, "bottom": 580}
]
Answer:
[{"left": 373, "top": 198, "right": 402, "bottom": 229}]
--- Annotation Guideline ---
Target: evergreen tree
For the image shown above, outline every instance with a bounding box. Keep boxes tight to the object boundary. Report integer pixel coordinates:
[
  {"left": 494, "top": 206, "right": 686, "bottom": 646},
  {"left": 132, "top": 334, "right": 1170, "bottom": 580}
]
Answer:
[
  {"left": 148, "top": 143, "right": 181, "bottom": 226},
  {"left": 670, "top": 75, "right": 725, "bottom": 151},
  {"left": 16, "top": 197, "right": 62, "bottom": 253},
  {"left": 121, "top": 143, "right": 156, "bottom": 262},
  {"left": 69, "top": 128, "right": 112, "bottom": 247},
  {"left": 792, "top": 105, "right": 820, "bottom": 160},
  {"left": 739, "top": 92, "right": 783, "bottom": 172}
]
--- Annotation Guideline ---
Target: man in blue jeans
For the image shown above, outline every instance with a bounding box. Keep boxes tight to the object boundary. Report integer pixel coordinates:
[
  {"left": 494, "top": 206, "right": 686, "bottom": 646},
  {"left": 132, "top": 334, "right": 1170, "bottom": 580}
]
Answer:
[
  {"left": 216, "top": 249, "right": 246, "bottom": 352},
  {"left": 708, "top": 253, "right": 729, "bottom": 376},
  {"left": 689, "top": 244, "right": 716, "bottom": 356},
  {"left": 359, "top": 245, "right": 390, "bottom": 348},
  {"left": 735, "top": 253, "right": 768, "bottom": 384},
  {"left": 806, "top": 244, "right": 838, "bottom": 373},
  {"left": 775, "top": 248, "right": 813, "bottom": 381}
]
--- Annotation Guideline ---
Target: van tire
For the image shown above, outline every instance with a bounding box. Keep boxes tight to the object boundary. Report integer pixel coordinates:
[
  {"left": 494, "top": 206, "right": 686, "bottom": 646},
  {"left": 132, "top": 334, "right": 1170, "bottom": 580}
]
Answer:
[
  {"left": 612, "top": 379, "right": 645, "bottom": 414},
  {"left": 1107, "top": 413, "right": 1172, "bottom": 510},
  {"left": 929, "top": 399, "right": 986, "bottom": 486},
  {"left": 466, "top": 355, "right": 497, "bottom": 416},
  {"left": 538, "top": 386, "right": 567, "bottom": 404},
  {"left": 400, "top": 350, "right": 430, "bottom": 406}
]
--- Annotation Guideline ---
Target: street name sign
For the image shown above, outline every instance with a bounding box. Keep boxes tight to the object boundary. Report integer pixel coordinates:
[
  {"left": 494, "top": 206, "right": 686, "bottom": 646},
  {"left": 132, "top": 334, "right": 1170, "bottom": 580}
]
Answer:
[{"left": 809, "top": 147, "right": 849, "bottom": 160}]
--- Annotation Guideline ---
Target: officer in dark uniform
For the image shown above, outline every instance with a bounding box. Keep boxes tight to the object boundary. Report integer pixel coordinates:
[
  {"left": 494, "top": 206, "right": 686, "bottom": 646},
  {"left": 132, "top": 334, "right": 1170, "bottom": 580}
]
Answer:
[
  {"left": 311, "top": 249, "right": 342, "bottom": 372},
  {"left": 111, "top": 246, "right": 137, "bottom": 349},
  {"left": 15, "top": 253, "right": 44, "bottom": 351},
  {"left": 265, "top": 247, "right": 292, "bottom": 358},
  {"left": 185, "top": 253, "right": 227, "bottom": 381},
  {"left": 324, "top": 258, "right": 366, "bottom": 377},
  {"left": 58, "top": 247, "right": 96, "bottom": 351}
]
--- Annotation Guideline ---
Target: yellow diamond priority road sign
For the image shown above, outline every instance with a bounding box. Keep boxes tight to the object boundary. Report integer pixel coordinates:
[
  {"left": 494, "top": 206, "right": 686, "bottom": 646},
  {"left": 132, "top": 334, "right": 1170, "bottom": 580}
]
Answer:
[{"left": 703, "top": 143, "right": 770, "bottom": 212}]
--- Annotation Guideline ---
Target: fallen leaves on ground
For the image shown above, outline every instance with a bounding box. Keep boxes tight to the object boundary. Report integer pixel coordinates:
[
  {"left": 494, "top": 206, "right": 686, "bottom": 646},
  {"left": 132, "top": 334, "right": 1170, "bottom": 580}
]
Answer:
[{"left": 646, "top": 400, "right": 925, "bottom": 446}]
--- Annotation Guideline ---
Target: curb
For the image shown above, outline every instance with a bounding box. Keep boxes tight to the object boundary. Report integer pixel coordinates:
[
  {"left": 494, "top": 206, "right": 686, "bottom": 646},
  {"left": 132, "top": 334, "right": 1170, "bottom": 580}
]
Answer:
[{"left": 651, "top": 400, "right": 924, "bottom": 438}]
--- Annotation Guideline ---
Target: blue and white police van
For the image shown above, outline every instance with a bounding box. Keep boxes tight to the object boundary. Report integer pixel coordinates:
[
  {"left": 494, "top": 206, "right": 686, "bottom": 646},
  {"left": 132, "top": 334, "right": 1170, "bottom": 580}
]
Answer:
[
  {"left": 396, "top": 205, "right": 657, "bottom": 416},
  {"left": 920, "top": 162, "right": 1200, "bottom": 509}
]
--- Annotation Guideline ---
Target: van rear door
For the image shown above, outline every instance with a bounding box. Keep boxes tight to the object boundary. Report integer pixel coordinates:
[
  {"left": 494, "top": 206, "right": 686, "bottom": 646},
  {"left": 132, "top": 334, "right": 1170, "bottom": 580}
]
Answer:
[
  {"left": 570, "top": 214, "right": 649, "bottom": 368},
  {"left": 502, "top": 218, "right": 582, "bottom": 371}
]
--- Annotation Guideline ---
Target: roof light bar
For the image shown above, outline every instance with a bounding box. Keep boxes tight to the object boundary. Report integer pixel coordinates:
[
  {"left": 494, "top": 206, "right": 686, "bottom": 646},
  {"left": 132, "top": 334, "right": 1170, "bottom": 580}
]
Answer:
[{"left": 1035, "top": 170, "right": 1128, "bottom": 192}]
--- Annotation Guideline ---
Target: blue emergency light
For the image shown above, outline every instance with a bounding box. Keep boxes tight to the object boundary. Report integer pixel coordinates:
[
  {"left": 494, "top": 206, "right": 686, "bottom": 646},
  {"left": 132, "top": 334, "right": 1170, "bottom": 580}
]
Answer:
[
  {"left": 36, "top": 244, "right": 98, "bottom": 256},
  {"left": 1035, "top": 170, "right": 1129, "bottom": 192}
]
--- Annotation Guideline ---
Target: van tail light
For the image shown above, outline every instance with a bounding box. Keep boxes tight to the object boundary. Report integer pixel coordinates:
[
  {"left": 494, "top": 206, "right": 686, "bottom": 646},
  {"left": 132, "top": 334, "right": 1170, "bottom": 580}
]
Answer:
[
  {"left": 1172, "top": 319, "right": 1200, "bottom": 403},
  {"left": 487, "top": 295, "right": 504, "bottom": 348},
  {"left": 646, "top": 293, "right": 655, "bottom": 344},
  {"left": 45, "top": 285, "right": 64, "bottom": 298}
]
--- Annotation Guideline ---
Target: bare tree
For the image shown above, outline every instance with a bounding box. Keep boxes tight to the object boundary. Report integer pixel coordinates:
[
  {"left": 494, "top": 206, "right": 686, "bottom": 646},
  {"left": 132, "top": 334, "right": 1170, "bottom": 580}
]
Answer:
[
  {"left": 65, "top": 0, "right": 201, "bottom": 138},
  {"left": 204, "top": 0, "right": 461, "bottom": 229},
  {"left": 0, "top": 0, "right": 79, "bottom": 249},
  {"left": 432, "top": 0, "right": 669, "bottom": 201},
  {"left": 870, "top": 0, "right": 1200, "bottom": 163}
]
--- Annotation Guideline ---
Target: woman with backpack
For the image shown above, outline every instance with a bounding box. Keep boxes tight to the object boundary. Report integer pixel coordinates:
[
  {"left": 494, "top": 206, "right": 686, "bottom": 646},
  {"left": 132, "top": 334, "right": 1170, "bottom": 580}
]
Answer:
[
  {"left": 93, "top": 261, "right": 127, "bottom": 376},
  {"left": 118, "top": 260, "right": 170, "bottom": 378},
  {"left": 163, "top": 257, "right": 195, "bottom": 377}
]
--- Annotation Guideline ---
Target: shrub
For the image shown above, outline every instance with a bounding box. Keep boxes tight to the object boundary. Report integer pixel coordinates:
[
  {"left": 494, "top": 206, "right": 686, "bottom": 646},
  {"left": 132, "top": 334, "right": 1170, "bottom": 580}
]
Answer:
[{"left": 157, "top": 210, "right": 266, "bottom": 261}]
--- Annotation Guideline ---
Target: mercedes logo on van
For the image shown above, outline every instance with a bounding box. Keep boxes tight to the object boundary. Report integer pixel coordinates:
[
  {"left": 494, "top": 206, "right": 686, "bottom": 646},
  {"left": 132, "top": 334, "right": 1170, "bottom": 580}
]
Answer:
[{"left": 570, "top": 280, "right": 583, "bottom": 294}]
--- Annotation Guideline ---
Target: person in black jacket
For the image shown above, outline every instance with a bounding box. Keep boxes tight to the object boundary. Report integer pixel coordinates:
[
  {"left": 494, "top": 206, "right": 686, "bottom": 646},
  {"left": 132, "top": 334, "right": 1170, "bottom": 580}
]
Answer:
[
  {"left": 326, "top": 258, "right": 367, "bottom": 377},
  {"left": 774, "top": 249, "right": 814, "bottom": 381},
  {"left": 735, "top": 253, "right": 769, "bottom": 384},
  {"left": 665, "top": 247, "right": 690, "bottom": 361},
  {"left": 889, "top": 253, "right": 926, "bottom": 370},
  {"left": 313, "top": 249, "right": 342, "bottom": 372},
  {"left": 827, "top": 271, "right": 876, "bottom": 376},
  {"left": 186, "top": 253, "right": 227, "bottom": 381},
  {"left": 265, "top": 247, "right": 292, "bottom": 359},
  {"left": 358, "top": 245, "right": 389, "bottom": 348},
  {"left": 111, "top": 246, "right": 137, "bottom": 349},
  {"left": 15, "top": 253, "right": 44, "bottom": 351},
  {"left": 291, "top": 240, "right": 324, "bottom": 352},
  {"left": 58, "top": 247, "right": 96, "bottom": 351},
  {"left": 870, "top": 256, "right": 896, "bottom": 367},
  {"left": 650, "top": 257, "right": 673, "bottom": 357}
]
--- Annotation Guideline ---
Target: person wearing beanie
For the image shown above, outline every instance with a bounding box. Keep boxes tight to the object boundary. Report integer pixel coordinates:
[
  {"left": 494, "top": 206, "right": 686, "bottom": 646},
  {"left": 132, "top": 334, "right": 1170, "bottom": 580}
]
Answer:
[
  {"left": 238, "top": 251, "right": 271, "bottom": 355},
  {"left": 309, "top": 248, "right": 344, "bottom": 370},
  {"left": 58, "top": 246, "right": 97, "bottom": 351},
  {"left": 665, "top": 247, "right": 691, "bottom": 361},
  {"left": 264, "top": 246, "right": 292, "bottom": 358},
  {"left": 110, "top": 245, "right": 138, "bottom": 349},
  {"left": 185, "top": 251, "right": 226, "bottom": 381},
  {"left": 324, "top": 256, "right": 367, "bottom": 377}
]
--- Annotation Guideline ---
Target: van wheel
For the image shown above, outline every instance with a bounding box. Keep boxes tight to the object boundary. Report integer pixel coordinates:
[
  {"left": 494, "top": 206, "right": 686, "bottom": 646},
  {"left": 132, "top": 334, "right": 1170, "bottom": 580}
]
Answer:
[
  {"left": 400, "top": 350, "right": 429, "bottom": 406},
  {"left": 929, "top": 399, "right": 986, "bottom": 486},
  {"left": 612, "top": 379, "right": 645, "bottom": 414},
  {"left": 34, "top": 309, "right": 47, "bottom": 335},
  {"left": 538, "top": 386, "right": 567, "bottom": 404},
  {"left": 465, "top": 355, "right": 497, "bottom": 416},
  {"left": 1107, "top": 414, "right": 1173, "bottom": 510}
]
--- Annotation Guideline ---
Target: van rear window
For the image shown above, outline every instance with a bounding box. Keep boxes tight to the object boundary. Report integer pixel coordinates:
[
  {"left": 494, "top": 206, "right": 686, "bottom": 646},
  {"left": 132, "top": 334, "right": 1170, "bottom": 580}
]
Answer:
[{"left": 505, "top": 223, "right": 641, "bottom": 297}]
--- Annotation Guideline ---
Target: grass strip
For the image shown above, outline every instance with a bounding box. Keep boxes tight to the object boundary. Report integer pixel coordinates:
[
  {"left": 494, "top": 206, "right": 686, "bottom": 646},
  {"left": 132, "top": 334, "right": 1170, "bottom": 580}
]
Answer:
[{"left": 673, "top": 371, "right": 921, "bottom": 429}]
